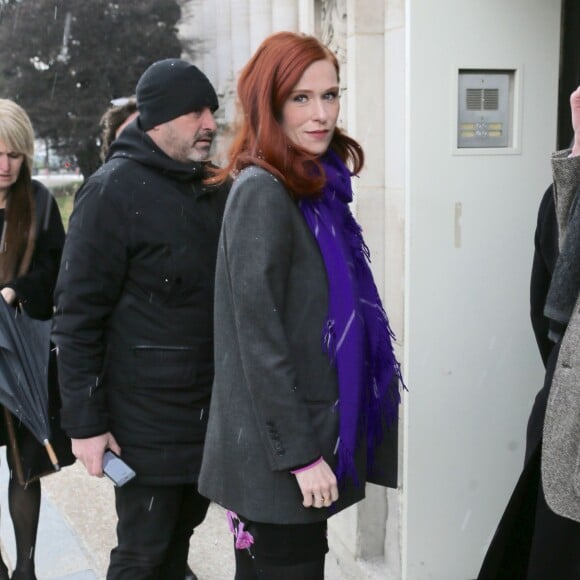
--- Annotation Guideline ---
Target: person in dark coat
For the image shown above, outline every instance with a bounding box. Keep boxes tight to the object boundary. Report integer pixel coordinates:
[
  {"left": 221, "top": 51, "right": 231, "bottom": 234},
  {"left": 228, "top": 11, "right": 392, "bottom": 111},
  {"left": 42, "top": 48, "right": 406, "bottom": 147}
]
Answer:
[
  {"left": 52, "top": 60, "right": 230, "bottom": 580},
  {"left": 198, "top": 32, "right": 403, "bottom": 579},
  {"left": 0, "top": 98, "right": 73, "bottom": 580},
  {"left": 97, "top": 94, "right": 198, "bottom": 580},
  {"left": 477, "top": 88, "right": 580, "bottom": 580},
  {"left": 98, "top": 96, "right": 138, "bottom": 162}
]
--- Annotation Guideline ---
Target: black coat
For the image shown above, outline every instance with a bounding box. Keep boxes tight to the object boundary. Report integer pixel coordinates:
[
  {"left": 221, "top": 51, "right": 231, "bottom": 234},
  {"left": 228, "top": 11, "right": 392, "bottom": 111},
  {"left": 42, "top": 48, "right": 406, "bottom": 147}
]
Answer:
[
  {"left": 530, "top": 185, "right": 559, "bottom": 367},
  {"left": 478, "top": 182, "right": 580, "bottom": 579},
  {"left": 0, "top": 181, "right": 74, "bottom": 483},
  {"left": 526, "top": 185, "right": 559, "bottom": 463},
  {"left": 53, "top": 124, "right": 229, "bottom": 485}
]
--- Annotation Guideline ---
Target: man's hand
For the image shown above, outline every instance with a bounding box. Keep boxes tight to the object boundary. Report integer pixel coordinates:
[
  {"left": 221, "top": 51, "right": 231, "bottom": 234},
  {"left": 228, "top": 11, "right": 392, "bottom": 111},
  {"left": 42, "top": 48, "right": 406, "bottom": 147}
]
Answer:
[
  {"left": 570, "top": 86, "right": 580, "bottom": 157},
  {"left": 294, "top": 459, "right": 339, "bottom": 509},
  {"left": 72, "top": 432, "right": 121, "bottom": 477}
]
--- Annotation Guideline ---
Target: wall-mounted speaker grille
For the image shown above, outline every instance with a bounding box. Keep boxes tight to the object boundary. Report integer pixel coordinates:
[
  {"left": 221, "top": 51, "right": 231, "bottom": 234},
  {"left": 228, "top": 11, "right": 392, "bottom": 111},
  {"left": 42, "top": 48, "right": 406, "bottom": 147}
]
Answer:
[{"left": 466, "top": 88, "right": 500, "bottom": 111}]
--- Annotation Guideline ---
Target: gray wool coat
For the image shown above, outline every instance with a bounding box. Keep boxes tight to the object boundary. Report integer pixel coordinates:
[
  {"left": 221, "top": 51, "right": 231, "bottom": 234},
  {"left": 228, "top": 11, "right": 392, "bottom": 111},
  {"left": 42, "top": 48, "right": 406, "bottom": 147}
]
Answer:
[
  {"left": 541, "top": 151, "right": 580, "bottom": 523},
  {"left": 198, "top": 166, "right": 398, "bottom": 524}
]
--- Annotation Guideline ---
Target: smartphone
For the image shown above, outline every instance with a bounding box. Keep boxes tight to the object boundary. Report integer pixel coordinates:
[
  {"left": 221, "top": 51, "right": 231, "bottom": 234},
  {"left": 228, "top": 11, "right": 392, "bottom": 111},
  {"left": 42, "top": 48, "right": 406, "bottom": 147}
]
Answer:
[{"left": 103, "top": 449, "right": 136, "bottom": 487}]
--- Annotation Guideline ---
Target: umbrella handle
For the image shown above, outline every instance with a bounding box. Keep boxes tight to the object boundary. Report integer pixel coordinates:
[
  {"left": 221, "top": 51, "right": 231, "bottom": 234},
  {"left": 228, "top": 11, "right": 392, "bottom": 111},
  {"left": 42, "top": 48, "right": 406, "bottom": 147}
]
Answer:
[{"left": 43, "top": 439, "right": 60, "bottom": 471}]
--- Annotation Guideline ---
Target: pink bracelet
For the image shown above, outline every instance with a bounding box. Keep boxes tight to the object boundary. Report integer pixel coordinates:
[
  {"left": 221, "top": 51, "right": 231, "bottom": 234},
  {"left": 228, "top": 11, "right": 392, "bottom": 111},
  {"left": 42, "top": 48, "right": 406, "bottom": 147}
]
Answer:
[{"left": 290, "top": 456, "right": 324, "bottom": 474}]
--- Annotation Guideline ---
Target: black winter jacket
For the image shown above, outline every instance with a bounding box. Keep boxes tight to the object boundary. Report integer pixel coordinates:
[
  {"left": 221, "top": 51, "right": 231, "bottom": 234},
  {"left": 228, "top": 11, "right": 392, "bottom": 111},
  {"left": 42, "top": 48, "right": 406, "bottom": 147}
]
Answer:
[
  {"left": 53, "top": 123, "right": 229, "bottom": 485},
  {"left": 0, "top": 181, "right": 74, "bottom": 482},
  {"left": 530, "top": 184, "right": 559, "bottom": 367}
]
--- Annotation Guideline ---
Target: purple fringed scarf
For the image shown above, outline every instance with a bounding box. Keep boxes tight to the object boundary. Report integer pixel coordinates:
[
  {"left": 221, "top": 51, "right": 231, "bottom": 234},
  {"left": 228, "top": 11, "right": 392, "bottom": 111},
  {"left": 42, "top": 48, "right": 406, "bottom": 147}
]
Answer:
[{"left": 299, "top": 149, "right": 403, "bottom": 485}]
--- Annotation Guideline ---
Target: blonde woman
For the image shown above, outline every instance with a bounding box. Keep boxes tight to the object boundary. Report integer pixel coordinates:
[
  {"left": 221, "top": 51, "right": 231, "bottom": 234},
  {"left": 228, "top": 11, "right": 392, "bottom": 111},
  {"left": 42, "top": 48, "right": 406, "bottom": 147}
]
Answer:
[{"left": 0, "top": 99, "right": 73, "bottom": 580}]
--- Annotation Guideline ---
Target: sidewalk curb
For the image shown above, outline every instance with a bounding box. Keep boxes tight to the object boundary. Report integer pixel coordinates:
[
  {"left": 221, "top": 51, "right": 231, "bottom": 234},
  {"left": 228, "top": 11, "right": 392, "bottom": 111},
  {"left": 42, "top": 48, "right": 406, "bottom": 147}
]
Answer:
[{"left": 0, "top": 449, "right": 97, "bottom": 579}]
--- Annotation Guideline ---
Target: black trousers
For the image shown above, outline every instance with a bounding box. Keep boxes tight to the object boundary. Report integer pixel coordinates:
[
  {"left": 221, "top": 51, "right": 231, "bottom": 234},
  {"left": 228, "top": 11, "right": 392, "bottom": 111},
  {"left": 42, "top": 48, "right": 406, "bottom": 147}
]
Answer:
[
  {"left": 478, "top": 446, "right": 580, "bottom": 580},
  {"left": 527, "top": 481, "right": 580, "bottom": 579},
  {"left": 107, "top": 481, "right": 209, "bottom": 580},
  {"left": 233, "top": 516, "right": 328, "bottom": 580}
]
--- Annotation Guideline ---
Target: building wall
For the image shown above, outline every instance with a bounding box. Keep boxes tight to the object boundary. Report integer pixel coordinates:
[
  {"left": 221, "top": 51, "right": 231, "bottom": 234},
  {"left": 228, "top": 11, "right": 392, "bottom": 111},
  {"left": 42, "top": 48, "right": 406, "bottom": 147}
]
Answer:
[
  {"left": 404, "top": 1, "right": 561, "bottom": 578},
  {"left": 179, "top": 0, "right": 305, "bottom": 163},
  {"left": 327, "top": 0, "right": 403, "bottom": 578},
  {"left": 178, "top": 1, "right": 563, "bottom": 578}
]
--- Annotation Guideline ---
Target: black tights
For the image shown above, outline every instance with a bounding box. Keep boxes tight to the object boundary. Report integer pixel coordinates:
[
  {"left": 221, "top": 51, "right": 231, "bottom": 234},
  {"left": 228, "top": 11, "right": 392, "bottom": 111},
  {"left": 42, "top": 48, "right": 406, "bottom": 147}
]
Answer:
[
  {"left": 0, "top": 450, "right": 41, "bottom": 580},
  {"left": 234, "top": 547, "right": 325, "bottom": 580}
]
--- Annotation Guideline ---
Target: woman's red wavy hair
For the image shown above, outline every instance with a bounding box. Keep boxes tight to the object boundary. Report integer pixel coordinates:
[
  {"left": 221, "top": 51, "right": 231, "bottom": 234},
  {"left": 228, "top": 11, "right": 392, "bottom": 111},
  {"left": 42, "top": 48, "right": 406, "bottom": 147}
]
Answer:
[{"left": 211, "top": 31, "right": 364, "bottom": 198}]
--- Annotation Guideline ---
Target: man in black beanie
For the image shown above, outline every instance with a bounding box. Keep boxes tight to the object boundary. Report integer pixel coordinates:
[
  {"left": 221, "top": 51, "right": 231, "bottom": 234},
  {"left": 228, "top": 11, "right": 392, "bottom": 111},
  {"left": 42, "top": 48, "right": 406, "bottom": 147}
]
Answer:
[{"left": 53, "top": 59, "right": 230, "bottom": 580}]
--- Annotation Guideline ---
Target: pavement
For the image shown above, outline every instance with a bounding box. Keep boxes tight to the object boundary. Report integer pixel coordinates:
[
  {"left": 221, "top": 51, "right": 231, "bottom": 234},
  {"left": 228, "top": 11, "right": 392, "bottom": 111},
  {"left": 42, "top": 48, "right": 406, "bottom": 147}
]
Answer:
[
  {"left": 0, "top": 454, "right": 234, "bottom": 579},
  {"left": 0, "top": 454, "right": 345, "bottom": 579}
]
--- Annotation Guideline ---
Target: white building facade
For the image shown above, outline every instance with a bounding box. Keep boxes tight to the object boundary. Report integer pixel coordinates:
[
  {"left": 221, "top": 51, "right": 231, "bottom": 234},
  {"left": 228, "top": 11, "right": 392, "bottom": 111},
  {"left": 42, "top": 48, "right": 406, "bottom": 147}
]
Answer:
[{"left": 179, "top": 1, "right": 565, "bottom": 578}]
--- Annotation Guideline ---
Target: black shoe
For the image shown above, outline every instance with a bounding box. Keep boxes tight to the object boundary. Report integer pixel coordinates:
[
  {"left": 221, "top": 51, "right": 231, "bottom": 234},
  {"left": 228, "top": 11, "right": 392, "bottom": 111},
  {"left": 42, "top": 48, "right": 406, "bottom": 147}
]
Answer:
[{"left": 184, "top": 565, "right": 197, "bottom": 580}]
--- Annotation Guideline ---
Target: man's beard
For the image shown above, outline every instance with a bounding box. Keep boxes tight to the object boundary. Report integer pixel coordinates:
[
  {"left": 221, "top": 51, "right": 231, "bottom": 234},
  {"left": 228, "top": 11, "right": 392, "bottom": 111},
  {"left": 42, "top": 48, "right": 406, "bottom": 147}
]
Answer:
[{"left": 188, "top": 130, "right": 215, "bottom": 162}]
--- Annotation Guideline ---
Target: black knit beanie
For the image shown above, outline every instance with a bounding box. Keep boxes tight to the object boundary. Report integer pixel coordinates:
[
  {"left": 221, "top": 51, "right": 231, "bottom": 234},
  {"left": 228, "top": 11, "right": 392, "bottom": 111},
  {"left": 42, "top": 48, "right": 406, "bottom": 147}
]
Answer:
[{"left": 136, "top": 59, "right": 219, "bottom": 131}]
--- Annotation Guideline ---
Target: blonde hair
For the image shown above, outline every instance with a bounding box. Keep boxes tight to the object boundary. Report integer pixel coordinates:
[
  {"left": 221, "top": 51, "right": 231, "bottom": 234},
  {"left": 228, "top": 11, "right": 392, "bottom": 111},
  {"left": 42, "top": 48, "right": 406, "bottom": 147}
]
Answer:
[
  {"left": 0, "top": 98, "right": 35, "bottom": 171},
  {"left": 0, "top": 99, "right": 36, "bottom": 283}
]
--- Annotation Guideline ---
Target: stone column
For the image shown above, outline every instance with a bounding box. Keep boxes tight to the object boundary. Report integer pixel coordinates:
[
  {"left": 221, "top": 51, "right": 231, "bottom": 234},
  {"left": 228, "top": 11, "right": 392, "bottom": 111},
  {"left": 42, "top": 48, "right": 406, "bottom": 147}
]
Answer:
[
  {"left": 321, "top": 0, "right": 347, "bottom": 62},
  {"left": 200, "top": 0, "right": 218, "bottom": 84},
  {"left": 383, "top": 0, "right": 406, "bottom": 565},
  {"left": 344, "top": 0, "right": 386, "bottom": 288},
  {"left": 249, "top": 0, "right": 273, "bottom": 53},
  {"left": 326, "top": 2, "right": 403, "bottom": 578},
  {"left": 231, "top": 0, "right": 251, "bottom": 75},
  {"left": 298, "top": 0, "right": 316, "bottom": 33},
  {"left": 272, "top": 0, "right": 299, "bottom": 32},
  {"left": 320, "top": 0, "right": 348, "bottom": 128},
  {"left": 214, "top": 0, "right": 233, "bottom": 96}
]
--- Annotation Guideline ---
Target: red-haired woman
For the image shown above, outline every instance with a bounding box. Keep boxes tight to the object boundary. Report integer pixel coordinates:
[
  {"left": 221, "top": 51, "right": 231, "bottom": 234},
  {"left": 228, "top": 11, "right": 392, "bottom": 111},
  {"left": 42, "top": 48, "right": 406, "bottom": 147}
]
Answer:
[
  {"left": 199, "top": 32, "right": 403, "bottom": 579},
  {"left": 0, "top": 99, "right": 73, "bottom": 580}
]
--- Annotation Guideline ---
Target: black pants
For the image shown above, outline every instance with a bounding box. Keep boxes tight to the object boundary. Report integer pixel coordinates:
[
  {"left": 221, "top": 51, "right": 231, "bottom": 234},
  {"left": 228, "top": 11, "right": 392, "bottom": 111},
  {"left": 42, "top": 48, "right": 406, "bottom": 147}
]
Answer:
[
  {"left": 107, "top": 482, "right": 209, "bottom": 580},
  {"left": 233, "top": 517, "right": 328, "bottom": 580},
  {"left": 478, "top": 446, "right": 580, "bottom": 580},
  {"left": 527, "top": 483, "right": 580, "bottom": 579}
]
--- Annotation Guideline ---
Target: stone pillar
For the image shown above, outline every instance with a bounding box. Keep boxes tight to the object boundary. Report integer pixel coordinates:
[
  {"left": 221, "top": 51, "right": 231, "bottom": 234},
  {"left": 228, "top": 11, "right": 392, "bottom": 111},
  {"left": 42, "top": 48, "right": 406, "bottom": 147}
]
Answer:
[
  {"left": 230, "top": 0, "right": 251, "bottom": 75},
  {"left": 298, "top": 0, "right": 316, "bottom": 32},
  {"left": 209, "top": 0, "right": 235, "bottom": 164},
  {"left": 321, "top": 0, "right": 347, "bottom": 62},
  {"left": 200, "top": 0, "right": 218, "bottom": 84},
  {"left": 320, "top": 0, "right": 348, "bottom": 130},
  {"left": 344, "top": 0, "right": 386, "bottom": 288},
  {"left": 249, "top": 0, "right": 273, "bottom": 52},
  {"left": 176, "top": 0, "right": 197, "bottom": 62},
  {"left": 383, "top": 0, "right": 406, "bottom": 380},
  {"left": 214, "top": 0, "right": 233, "bottom": 96},
  {"left": 381, "top": 9, "right": 405, "bottom": 570},
  {"left": 177, "top": 1, "right": 218, "bottom": 93},
  {"left": 326, "top": 1, "right": 405, "bottom": 578},
  {"left": 272, "top": 0, "right": 299, "bottom": 31}
]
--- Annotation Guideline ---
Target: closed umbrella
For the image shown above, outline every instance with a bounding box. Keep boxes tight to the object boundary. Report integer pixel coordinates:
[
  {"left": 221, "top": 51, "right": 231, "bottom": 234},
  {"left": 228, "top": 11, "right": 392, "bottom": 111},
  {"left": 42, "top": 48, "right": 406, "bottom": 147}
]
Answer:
[{"left": 0, "top": 296, "right": 59, "bottom": 480}]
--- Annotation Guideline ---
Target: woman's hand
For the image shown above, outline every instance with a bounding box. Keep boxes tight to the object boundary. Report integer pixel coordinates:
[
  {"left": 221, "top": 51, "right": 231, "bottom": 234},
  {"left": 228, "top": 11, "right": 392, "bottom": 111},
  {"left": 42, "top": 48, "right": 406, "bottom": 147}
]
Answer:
[
  {"left": 294, "top": 459, "right": 339, "bottom": 508},
  {"left": 0, "top": 287, "right": 16, "bottom": 305},
  {"left": 570, "top": 86, "right": 580, "bottom": 157}
]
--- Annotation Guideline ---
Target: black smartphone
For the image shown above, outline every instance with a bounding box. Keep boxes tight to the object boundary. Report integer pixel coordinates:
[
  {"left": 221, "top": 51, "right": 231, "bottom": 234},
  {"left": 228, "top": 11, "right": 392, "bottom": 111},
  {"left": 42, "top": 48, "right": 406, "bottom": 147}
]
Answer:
[{"left": 103, "top": 449, "right": 136, "bottom": 487}]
